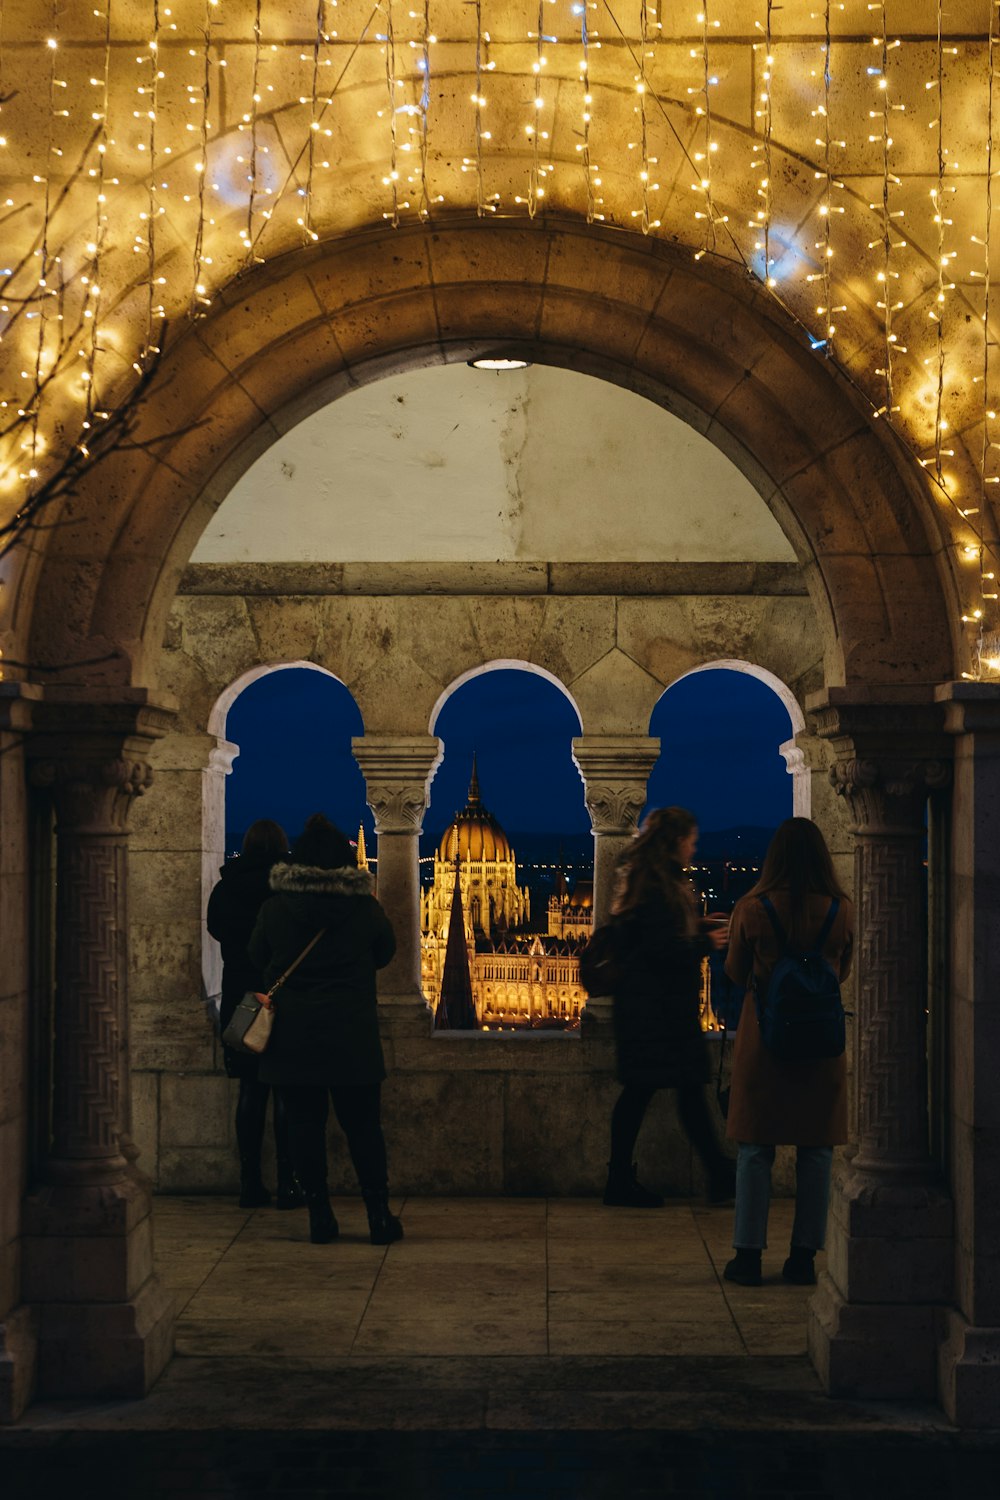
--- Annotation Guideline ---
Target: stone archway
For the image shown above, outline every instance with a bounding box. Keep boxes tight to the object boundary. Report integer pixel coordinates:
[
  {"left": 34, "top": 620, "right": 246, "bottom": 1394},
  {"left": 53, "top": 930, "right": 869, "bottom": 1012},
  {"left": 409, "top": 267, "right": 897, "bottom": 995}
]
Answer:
[
  {"left": 22, "top": 218, "right": 955, "bottom": 694},
  {"left": 11, "top": 217, "right": 992, "bottom": 1427}
]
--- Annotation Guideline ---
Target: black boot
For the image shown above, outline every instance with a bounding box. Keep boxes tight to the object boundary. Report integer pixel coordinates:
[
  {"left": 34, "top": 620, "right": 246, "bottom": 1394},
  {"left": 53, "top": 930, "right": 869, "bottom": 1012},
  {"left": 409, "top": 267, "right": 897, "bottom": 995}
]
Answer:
[
  {"left": 723, "top": 1248, "right": 763, "bottom": 1286},
  {"left": 363, "top": 1188, "right": 404, "bottom": 1245},
  {"left": 272, "top": 1090, "right": 305, "bottom": 1209},
  {"left": 275, "top": 1175, "right": 307, "bottom": 1211},
  {"left": 238, "top": 1158, "right": 271, "bottom": 1209},
  {"left": 782, "top": 1247, "right": 817, "bottom": 1285},
  {"left": 306, "top": 1190, "right": 339, "bottom": 1244},
  {"left": 603, "top": 1163, "right": 664, "bottom": 1208}
]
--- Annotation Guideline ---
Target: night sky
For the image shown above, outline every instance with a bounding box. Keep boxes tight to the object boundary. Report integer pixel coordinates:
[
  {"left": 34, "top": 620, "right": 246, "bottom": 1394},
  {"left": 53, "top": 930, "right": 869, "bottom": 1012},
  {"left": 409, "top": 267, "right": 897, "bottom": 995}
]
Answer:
[{"left": 223, "top": 666, "right": 794, "bottom": 854}]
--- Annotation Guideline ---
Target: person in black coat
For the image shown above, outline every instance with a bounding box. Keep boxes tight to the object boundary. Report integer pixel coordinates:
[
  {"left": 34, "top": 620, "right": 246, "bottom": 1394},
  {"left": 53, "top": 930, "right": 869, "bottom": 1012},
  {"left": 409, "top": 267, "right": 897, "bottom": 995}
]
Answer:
[
  {"left": 248, "top": 813, "right": 399, "bottom": 1246},
  {"left": 604, "top": 806, "right": 735, "bottom": 1208},
  {"left": 206, "top": 818, "right": 304, "bottom": 1210}
]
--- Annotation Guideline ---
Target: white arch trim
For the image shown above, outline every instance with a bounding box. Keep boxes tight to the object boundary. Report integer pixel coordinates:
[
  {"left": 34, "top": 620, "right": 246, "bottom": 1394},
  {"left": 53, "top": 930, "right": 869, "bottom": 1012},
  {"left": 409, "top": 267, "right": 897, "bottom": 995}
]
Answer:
[
  {"left": 428, "top": 659, "right": 583, "bottom": 734},
  {"left": 655, "top": 658, "right": 809, "bottom": 818},
  {"left": 207, "top": 659, "right": 352, "bottom": 738},
  {"left": 662, "top": 659, "right": 806, "bottom": 735}
]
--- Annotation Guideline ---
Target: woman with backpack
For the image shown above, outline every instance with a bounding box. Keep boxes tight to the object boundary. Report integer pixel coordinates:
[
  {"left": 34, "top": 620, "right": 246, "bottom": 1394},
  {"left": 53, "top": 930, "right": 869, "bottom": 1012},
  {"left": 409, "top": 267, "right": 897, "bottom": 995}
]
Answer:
[
  {"left": 722, "top": 817, "right": 854, "bottom": 1288},
  {"left": 603, "top": 806, "right": 735, "bottom": 1208}
]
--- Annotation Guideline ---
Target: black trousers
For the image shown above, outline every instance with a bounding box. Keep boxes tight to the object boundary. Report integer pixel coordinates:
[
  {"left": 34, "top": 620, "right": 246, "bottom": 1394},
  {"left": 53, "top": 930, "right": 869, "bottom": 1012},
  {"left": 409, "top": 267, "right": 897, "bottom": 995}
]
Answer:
[
  {"left": 280, "top": 1082, "right": 388, "bottom": 1195},
  {"left": 610, "top": 1081, "right": 729, "bottom": 1179}
]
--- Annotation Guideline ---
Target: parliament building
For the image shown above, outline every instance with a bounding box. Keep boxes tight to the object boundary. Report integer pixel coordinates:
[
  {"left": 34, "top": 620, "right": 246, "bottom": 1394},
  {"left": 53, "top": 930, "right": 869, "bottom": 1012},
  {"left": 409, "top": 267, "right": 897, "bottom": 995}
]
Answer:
[{"left": 420, "top": 765, "right": 592, "bottom": 1028}]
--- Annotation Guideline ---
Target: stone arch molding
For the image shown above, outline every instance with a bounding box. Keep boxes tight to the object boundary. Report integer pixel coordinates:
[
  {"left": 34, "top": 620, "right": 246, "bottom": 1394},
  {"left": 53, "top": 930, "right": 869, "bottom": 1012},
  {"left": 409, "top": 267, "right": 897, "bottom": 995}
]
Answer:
[
  {"left": 25, "top": 217, "right": 955, "bottom": 691},
  {"left": 428, "top": 660, "right": 584, "bottom": 736},
  {"left": 654, "top": 658, "right": 811, "bottom": 819},
  {"left": 207, "top": 659, "right": 351, "bottom": 739}
]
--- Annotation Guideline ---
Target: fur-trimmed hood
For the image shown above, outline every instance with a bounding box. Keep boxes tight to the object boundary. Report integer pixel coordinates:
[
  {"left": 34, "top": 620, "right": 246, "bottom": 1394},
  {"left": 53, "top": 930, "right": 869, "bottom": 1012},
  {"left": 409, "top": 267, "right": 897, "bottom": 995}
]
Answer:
[{"left": 269, "top": 862, "right": 375, "bottom": 898}]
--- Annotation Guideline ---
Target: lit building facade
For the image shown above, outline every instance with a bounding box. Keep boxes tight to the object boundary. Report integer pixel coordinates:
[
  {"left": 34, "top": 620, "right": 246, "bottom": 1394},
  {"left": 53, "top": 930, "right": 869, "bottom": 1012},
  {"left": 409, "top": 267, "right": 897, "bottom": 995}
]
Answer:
[{"left": 420, "top": 766, "right": 590, "bottom": 1027}]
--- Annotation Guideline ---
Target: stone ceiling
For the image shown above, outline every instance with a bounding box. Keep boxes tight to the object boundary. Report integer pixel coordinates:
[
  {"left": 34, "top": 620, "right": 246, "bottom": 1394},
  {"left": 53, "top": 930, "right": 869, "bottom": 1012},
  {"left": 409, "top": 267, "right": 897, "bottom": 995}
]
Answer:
[{"left": 1, "top": 0, "right": 999, "bottom": 671}]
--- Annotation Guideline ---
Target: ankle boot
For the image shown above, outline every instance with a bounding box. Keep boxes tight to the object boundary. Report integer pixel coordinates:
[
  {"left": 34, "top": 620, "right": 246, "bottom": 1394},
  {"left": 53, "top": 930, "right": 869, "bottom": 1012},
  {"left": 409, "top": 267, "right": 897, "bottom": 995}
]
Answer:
[
  {"left": 723, "top": 1248, "right": 763, "bottom": 1286},
  {"left": 238, "top": 1159, "right": 271, "bottom": 1209},
  {"left": 275, "top": 1174, "right": 307, "bottom": 1211},
  {"left": 306, "top": 1190, "right": 339, "bottom": 1244},
  {"left": 782, "top": 1247, "right": 817, "bottom": 1285},
  {"left": 603, "top": 1163, "right": 664, "bottom": 1208},
  {"left": 363, "top": 1188, "right": 404, "bottom": 1245}
]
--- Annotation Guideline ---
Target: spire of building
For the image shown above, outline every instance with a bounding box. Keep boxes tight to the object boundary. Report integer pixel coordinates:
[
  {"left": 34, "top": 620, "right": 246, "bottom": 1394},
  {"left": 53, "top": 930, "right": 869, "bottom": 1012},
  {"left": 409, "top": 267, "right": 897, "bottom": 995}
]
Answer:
[
  {"left": 434, "top": 858, "right": 478, "bottom": 1030},
  {"left": 467, "top": 751, "right": 481, "bottom": 807},
  {"left": 356, "top": 823, "right": 368, "bottom": 871}
]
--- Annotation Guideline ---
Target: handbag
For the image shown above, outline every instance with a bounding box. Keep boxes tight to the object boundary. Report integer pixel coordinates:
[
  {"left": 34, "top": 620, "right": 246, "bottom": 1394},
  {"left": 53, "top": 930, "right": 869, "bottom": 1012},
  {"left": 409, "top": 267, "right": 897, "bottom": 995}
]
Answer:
[
  {"left": 221, "top": 925, "right": 328, "bottom": 1056},
  {"left": 578, "top": 921, "right": 623, "bottom": 998}
]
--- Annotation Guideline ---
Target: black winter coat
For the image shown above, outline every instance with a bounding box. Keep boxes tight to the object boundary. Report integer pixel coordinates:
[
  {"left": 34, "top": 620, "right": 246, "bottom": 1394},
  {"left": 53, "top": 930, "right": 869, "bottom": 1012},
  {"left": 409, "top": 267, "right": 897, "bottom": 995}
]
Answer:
[
  {"left": 206, "top": 852, "right": 282, "bottom": 1031},
  {"left": 248, "top": 861, "right": 396, "bottom": 1088},
  {"left": 611, "top": 882, "right": 711, "bottom": 1090}
]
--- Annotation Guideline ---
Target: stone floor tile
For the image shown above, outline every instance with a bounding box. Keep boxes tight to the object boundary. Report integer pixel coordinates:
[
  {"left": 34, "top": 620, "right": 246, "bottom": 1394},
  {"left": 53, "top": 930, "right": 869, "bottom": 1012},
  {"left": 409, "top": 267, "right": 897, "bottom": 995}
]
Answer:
[{"left": 547, "top": 1321, "right": 745, "bottom": 1357}]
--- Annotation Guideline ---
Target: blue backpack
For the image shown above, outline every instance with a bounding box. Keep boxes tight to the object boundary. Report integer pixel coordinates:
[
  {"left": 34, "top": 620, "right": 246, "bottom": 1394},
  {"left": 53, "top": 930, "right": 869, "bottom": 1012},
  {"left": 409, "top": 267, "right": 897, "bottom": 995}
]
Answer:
[{"left": 753, "top": 896, "right": 845, "bottom": 1062}]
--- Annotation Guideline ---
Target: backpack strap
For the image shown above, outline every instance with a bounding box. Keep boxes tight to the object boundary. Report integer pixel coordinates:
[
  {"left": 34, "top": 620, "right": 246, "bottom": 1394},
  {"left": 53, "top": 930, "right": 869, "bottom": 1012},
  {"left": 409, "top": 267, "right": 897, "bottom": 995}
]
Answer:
[
  {"left": 757, "top": 895, "right": 788, "bottom": 947},
  {"left": 810, "top": 897, "right": 840, "bottom": 956},
  {"left": 758, "top": 894, "right": 840, "bottom": 955}
]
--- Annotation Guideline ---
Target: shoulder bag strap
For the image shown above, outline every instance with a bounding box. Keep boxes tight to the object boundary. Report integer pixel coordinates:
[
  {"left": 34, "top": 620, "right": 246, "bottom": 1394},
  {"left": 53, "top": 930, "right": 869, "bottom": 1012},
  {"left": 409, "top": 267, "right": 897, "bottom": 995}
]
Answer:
[{"left": 264, "top": 926, "right": 328, "bottom": 1002}]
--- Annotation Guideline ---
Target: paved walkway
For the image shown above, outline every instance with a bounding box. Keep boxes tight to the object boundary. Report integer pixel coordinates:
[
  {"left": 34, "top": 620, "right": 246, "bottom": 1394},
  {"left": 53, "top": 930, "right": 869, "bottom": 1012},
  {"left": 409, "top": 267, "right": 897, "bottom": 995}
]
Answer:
[{"left": 5, "top": 1196, "right": 998, "bottom": 1497}]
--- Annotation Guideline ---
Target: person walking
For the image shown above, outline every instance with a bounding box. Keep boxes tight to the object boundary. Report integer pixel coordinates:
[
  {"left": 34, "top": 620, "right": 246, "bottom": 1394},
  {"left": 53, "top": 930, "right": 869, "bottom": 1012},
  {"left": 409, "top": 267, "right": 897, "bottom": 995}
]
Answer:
[
  {"left": 604, "top": 806, "right": 735, "bottom": 1208},
  {"left": 248, "top": 813, "right": 400, "bottom": 1246},
  {"left": 722, "top": 817, "right": 854, "bottom": 1287},
  {"left": 207, "top": 818, "right": 304, "bottom": 1210}
]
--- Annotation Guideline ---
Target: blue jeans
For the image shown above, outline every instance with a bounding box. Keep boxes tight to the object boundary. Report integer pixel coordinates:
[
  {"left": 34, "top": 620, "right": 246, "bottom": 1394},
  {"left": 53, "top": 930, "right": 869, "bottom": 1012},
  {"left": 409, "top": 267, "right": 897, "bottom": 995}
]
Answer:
[{"left": 732, "top": 1143, "right": 833, "bottom": 1251}]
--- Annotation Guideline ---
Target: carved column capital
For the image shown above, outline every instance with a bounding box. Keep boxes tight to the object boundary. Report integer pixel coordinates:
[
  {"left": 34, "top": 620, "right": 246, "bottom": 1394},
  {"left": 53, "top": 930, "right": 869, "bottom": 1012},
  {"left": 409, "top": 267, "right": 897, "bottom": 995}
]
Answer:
[
  {"left": 30, "top": 754, "right": 154, "bottom": 833},
  {"left": 352, "top": 734, "right": 443, "bottom": 834},
  {"left": 830, "top": 756, "right": 950, "bottom": 835},
  {"left": 571, "top": 736, "right": 660, "bottom": 836}
]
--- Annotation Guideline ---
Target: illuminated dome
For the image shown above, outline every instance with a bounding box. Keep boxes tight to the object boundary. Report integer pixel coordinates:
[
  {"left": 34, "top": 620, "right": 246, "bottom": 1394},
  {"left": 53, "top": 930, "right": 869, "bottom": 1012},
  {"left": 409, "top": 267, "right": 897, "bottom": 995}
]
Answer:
[{"left": 436, "top": 760, "right": 512, "bottom": 865}]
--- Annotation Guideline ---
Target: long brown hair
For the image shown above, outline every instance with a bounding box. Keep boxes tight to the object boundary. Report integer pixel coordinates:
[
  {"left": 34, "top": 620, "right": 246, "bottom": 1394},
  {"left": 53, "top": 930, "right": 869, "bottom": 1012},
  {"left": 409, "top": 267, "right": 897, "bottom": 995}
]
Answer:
[
  {"left": 611, "top": 806, "right": 698, "bottom": 933},
  {"left": 747, "top": 817, "right": 849, "bottom": 947}
]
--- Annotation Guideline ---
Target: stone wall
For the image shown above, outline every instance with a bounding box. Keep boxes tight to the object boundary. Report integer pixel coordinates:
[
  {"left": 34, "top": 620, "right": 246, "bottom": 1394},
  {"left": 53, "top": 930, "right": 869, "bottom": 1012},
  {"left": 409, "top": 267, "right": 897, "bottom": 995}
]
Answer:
[{"left": 129, "top": 562, "right": 857, "bottom": 1196}]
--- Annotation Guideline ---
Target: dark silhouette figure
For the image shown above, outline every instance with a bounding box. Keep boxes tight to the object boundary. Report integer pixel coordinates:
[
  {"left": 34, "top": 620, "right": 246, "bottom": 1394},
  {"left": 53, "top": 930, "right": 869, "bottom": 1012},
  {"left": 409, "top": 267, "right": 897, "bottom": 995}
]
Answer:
[
  {"left": 206, "top": 818, "right": 304, "bottom": 1210},
  {"left": 248, "top": 813, "right": 399, "bottom": 1246},
  {"left": 604, "top": 806, "right": 734, "bottom": 1208}
]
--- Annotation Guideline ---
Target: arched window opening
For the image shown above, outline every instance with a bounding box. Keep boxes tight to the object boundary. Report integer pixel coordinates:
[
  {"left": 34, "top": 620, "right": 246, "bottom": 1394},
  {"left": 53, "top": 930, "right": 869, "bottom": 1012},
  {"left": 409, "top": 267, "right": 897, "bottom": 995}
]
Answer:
[
  {"left": 647, "top": 665, "right": 798, "bottom": 1034},
  {"left": 223, "top": 666, "right": 371, "bottom": 855},
  {"left": 203, "top": 665, "right": 370, "bottom": 1005},
  {"left": 422, "top": 666, "right": 590, "bottom": 1033}
]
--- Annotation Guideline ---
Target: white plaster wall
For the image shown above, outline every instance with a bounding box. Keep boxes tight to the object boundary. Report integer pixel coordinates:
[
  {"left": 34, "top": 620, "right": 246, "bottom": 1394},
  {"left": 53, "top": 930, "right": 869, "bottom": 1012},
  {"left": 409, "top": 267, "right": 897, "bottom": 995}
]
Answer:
[{"left": 194, "top": 365, "right": 796, "bottom": 564}]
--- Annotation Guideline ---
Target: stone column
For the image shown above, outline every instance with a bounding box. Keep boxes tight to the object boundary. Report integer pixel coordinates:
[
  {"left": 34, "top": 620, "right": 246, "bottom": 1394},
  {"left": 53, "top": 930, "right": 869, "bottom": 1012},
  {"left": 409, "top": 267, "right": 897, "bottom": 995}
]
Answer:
[
  {"left": 806, "top": 695, "right": 952, "bottom": 1402},
  {"left": 935, "top": 682, "right": 1000, "bottom": 1427},
  {"left": 572, "top": 736, "right": 659, "bottom": 1021},
  {"left": 352, "top": 735, "right": 442, "bottom": 1013},
  {"left": 22, "top": 693, "right": 176, "bottom": 1398},
  {"left": 779, "top": 738, "right": 810, "bottom": 817}
]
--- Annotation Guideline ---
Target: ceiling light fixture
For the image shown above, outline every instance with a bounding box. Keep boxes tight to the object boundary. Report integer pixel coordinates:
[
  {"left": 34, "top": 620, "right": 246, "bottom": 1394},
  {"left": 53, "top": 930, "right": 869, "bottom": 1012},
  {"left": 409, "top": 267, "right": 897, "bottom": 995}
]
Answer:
[{"left": 467, "top": 355, "right": 532, "bottom": 371}]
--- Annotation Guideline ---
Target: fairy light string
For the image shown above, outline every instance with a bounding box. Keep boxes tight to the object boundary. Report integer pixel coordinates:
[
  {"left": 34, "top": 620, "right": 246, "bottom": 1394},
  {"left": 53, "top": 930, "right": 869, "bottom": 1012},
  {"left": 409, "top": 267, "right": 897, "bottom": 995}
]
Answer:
[
  {"left": 471, "top": 3, "right": 489, "bottom": 216},
  {"left": 635, "top": 0, "right": 650, "bottom": 233},
  {"left": 82, "top": 0, "right": 114, "bottom": 426},
  {"left": 140, "top": 0, "right": 163, "bottom": 366},
  {"left": 576, "top": 1, "right": 595, "bottom": 223},
  {"left": 753, "top": 2, "right": 775, "bottom": 287},
  {"left": 417, "top": 0, "right": 432, "bottom": 218},
  {"left": 381, "top": 0, "right": 400, "bottom": 225},
  {"left": 190, "top": 0, "right": 215, "bottom": 311},
  {"left": 528, "top": 1, "right": 546, "bottom": 217},
  {"left": 242, "top": 0, "right": 264, "bottom": 262},
  {"left": 694, "top": 2, "right": 718, "bottom": 254}
]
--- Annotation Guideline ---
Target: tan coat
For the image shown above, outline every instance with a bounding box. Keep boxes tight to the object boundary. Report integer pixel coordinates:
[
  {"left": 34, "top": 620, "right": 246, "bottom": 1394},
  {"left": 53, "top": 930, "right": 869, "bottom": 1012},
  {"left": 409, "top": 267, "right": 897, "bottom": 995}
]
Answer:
[{"left": 724, "top": 890, "right": 854, "bottom": 1146}]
